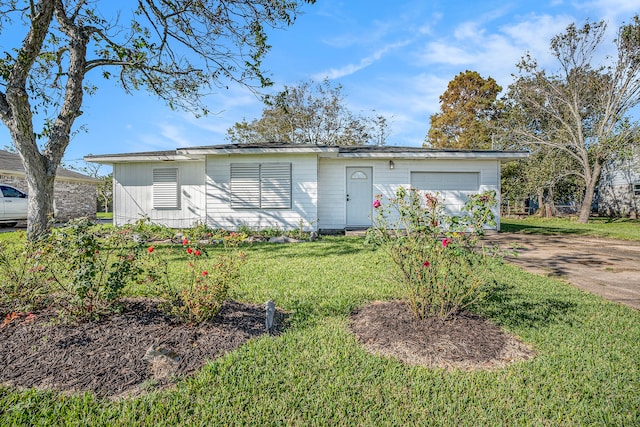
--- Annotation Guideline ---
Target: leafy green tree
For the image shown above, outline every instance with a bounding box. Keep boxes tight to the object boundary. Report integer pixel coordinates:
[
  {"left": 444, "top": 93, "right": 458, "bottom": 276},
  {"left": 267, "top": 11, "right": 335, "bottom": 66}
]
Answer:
[
  {"left": 500, "top": 17, "right": 640, "bottom": 223},
  {"left": 227, "top": 79, "right": 391, "bottom": 145},
  {"left": 0, "top": 0, "right": 313, "bottom": 240},
  {"left": 425, "top": 70, "right": 502, "bottom": 149},
  {"left": 501, "top": 147, "right": 583, "bottom": 216}
]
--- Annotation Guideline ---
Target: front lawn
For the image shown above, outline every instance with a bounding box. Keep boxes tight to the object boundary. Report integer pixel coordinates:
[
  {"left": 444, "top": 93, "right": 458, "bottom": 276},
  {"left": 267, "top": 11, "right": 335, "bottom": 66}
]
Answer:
[
  {"left": 501, "top": 216, "right": 640, "bottom": 241},
  {"left": 1, "top": 235, "right": 639, "bottom": 425}
]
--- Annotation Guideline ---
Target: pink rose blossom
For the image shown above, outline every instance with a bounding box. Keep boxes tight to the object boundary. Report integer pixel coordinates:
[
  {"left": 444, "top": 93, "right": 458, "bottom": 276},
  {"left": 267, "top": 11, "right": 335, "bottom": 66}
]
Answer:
[
  {"left": 442, "top": 238, "right": 452, "bottom": 248},
  {"left": 372, "top": 199, "right": 381, "bottom": 208}
]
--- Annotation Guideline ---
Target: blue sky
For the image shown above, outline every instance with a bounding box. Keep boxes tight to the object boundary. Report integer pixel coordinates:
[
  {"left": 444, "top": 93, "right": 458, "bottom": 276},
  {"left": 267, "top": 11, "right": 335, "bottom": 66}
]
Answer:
[{"left": 3, "top": 0, "right": 640, "bottom": 170}]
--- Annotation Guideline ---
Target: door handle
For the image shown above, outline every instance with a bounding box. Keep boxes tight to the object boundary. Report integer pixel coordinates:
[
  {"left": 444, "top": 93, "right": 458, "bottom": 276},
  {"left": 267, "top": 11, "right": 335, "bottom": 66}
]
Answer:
[{"left": 346, "top": 194, "right": 350, "bottom": 202}]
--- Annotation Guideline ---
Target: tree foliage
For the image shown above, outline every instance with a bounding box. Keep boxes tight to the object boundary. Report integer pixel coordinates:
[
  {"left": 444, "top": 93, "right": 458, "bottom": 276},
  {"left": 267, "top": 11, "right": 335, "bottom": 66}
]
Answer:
[
  {"left": 425, "top": 70, "right": 502, "bottom": 149},
  {"left": 500, "top": 16, "right": 640, "bottom": 223},
  {"left": 501, "top": 147, "right": 583, "bottom": 216},
  {"left": 0, "top": 0, "right": 313, "bottom": 239},
  {"left": 227, "top": 79, "right": 391, "bottom": 145}
]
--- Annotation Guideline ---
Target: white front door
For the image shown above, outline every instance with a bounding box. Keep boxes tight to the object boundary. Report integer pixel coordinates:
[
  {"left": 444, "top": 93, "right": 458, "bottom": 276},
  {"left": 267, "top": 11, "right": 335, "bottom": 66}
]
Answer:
[{"left": 346, "top": 167, "right": 372, "bottom": 227}]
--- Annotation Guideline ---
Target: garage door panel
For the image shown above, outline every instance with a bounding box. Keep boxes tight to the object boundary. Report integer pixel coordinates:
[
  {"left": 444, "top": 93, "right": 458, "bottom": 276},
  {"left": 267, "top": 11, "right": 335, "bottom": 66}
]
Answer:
[
  {"left": 410, "top": 172, "right": 479, "bottom": 192},
  {"left": 410, "top": 172, "right": 480, "bottom": 215}
]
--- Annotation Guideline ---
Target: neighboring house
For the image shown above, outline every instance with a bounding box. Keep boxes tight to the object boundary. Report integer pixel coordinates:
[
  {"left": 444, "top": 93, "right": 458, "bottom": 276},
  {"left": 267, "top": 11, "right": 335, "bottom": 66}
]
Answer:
[
  {"left": 597, "top": 150, "right": 640, "bottom": 218},
  {"left": 0, "top": 150, "right": 98, "bottom": 221},
  {"left": 85, "top": 143, "right": 528, "bottom": 232}
]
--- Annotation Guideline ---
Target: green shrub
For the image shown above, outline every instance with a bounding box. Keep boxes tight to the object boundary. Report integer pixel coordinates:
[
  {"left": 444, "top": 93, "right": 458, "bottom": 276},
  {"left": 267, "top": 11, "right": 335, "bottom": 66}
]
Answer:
[
  {"left": 182, "top": 221, "right": 228, "bottom": 242},
  {"left": 0, "top": 235, "right": 51, "bottom": 315},
  {"left": 42, "top": 218, "right": 145, "bottom": 320},
  {"left": 125, "top": 216, "right": 174, "bottom": 242},
  {"left": 143, "top": 234, "right": 246, "bottom": 323},
  {"left": 367, "top": 187, "right": 499, "bottom": 320}
]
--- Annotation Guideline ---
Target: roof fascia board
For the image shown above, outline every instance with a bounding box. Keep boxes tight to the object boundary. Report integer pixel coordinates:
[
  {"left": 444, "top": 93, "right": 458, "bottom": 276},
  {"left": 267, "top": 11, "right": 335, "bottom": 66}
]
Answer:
[
  {"left": 0, "top": 169, "right": 98, "bottom": 183},
  {"left": 337, "top": 152, "right": 529, "bottom": 161},
  {"left": 178, "top": 146, "right": 338, "bottom": 155},
  {"left": 84, "top": 154, "right": 203, "bottom": 164}
]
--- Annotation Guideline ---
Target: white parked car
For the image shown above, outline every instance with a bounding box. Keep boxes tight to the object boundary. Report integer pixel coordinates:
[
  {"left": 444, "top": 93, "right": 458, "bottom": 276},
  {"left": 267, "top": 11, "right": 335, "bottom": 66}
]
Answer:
[{"left": 0, "top": 184, "right": 28, "bottom": 227}]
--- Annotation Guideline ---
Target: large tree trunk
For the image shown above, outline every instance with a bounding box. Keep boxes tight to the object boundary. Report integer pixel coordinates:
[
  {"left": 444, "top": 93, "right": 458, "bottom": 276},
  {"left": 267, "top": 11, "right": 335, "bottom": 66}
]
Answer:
[
  {"left": 577, "top": 160, "right": 602, "bottom": 223},
  {"left": 535, "top": 189, "right": 545, "bottom": 216},
  {"left": 25, "top": 163, "right": 56, "bottom": 239},
  {"left": 547, "top": 186, "right": 557, "bottom": 217},
  {"left": 11, "top": 133, "right": 58, "bottom": 240},
  {"left": 6, "top": 3, "right": 87, "bottom": 240}
]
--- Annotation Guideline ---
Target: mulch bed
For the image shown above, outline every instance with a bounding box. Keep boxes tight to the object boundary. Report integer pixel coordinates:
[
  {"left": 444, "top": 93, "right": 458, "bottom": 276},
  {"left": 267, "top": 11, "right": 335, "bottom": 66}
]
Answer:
[
  {"left": 0, "top": 299, "right": 279, "bottom": 399},
  {"left": 1, "top": 299, "right": 535, "bottom": 399},
  {"left": 350, "top": 300, "right": 535, "bottom": 370}
]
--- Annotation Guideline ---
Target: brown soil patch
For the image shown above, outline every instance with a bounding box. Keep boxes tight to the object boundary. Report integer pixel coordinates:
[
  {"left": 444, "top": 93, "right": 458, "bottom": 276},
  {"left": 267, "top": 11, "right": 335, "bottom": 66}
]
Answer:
[
  {"left": 0, "top": 299, "right": 280, "bottom": 399},
  {"left": 350, "top": 300, "right": 535, "bottom": 370}
]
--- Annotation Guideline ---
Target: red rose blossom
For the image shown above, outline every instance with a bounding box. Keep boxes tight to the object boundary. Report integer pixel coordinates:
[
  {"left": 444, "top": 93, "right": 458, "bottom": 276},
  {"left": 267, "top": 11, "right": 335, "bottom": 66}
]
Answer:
[
  {"left": 147, "top": 246, "right": 154, "bottom": 253},
  {"left": 423, "top": 260, "right": 430, "bottom": 267},
  {"left": 187, "top": 247, "right": 193, "bottom": 254}
]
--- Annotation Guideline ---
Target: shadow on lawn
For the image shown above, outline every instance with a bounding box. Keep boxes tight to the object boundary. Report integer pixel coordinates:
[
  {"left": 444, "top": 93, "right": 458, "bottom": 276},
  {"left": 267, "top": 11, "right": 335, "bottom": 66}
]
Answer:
[
  {"left": 499, "top": 223, "right": 592, "bottom": 236},
  {"left": 241, "top": 237, "right": 371, "bottom": 258},
  {"left": 476, "top": 282, "right": 578, "bottom": 329}
]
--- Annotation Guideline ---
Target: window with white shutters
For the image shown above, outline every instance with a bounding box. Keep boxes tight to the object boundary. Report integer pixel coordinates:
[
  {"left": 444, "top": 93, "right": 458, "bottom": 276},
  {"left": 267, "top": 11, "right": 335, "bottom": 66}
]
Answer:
[
  {"left": 230, "top": 163, "right": 291, "bottom": 209},
  {"left": 153, "top": 168, "right": 179, "bottom": 209}
]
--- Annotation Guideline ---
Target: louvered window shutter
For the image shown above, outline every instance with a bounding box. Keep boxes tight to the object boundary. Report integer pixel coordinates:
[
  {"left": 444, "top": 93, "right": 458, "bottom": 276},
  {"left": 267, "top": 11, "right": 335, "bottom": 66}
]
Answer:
[
  {"left": 231, "top": 164, "right": 261, "bottom": 208},
  {"left": 261, "top": 163, "right": 291, "bottom": 209},
  {"left": 153, "top": 168, "right": 179, "bottom": 209},
  {"left": 230, "top": 163, "right": 291, "bottom": 209}
]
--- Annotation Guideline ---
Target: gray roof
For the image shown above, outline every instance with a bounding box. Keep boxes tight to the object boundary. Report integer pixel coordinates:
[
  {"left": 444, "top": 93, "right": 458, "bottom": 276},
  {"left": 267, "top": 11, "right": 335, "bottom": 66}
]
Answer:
[
  {"left": 0, "top": 150, "right": 97, "bottom": 182},
  {"left": 85, "top": 143, "right": 529, "bottom": 163},
  {"left": 181, "top": 143, "right": 525, "bottom": 154}
]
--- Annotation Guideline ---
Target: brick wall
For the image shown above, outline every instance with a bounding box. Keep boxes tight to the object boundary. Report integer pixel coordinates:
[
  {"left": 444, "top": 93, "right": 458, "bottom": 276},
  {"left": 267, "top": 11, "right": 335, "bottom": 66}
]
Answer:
[{"left": 0, "top": 175, "right": 97, "bottom": 221}]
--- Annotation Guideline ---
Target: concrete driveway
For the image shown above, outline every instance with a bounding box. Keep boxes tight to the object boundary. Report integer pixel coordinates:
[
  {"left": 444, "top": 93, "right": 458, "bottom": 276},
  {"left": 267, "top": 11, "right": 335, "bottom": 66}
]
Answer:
[{"left": 484, "top": 233, "right": 640, "bottom": 310}]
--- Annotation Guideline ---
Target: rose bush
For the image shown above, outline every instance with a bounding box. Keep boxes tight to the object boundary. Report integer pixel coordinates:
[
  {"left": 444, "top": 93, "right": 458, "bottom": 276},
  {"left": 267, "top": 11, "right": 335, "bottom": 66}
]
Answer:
[
  {"left": 142, "top": 234, "right": 246, "bottom": 323},
  {"left": 367, "top": 187, "right": 500, "bottom": 321}
]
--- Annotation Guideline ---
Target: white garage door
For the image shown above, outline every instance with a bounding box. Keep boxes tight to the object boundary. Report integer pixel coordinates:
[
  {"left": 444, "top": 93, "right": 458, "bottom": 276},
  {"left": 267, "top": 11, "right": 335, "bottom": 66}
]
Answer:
[{"left": 410, "top": 172, "right": 480, "bottom": 214}]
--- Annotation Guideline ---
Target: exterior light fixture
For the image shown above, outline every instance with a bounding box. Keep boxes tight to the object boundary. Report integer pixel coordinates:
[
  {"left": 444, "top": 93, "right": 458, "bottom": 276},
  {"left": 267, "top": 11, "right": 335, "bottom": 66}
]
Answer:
[{"left": 389, "top": 160, "right": 395, "bottom": 169}]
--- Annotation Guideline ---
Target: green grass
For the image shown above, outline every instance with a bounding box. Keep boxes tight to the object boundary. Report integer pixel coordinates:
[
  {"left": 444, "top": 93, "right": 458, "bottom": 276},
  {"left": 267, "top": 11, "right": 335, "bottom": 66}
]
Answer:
[
  {"left": 501, "top": 216, "right": 640, "bottom": 241},
  {"left": 96, "top": 211, "right": 113, "bottom": 219},
  {"left": 2, "top": 236, "right": 640, "bottom": 426}
]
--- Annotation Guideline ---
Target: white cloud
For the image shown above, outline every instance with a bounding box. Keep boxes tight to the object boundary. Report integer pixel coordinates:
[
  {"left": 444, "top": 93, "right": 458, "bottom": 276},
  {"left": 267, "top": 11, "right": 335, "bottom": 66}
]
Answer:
[
  {"left": 500, "top": 14, "right": 575, "bottom": 55},
  {"left": 418, "top": 40, "right": 480, "bottom": 66},
  {"left": 313, "top": 39, "right": 412, "bottom": 80},
  {"left": 575, "top": 0, "right": 640, "bottom": 17}
]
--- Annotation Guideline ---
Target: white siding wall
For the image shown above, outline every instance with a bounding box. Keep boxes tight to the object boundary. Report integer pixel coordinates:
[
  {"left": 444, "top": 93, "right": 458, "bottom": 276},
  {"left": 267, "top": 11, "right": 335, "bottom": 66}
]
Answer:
[
  {"left": 113, "top": 161, "right": 206, "bottom": 228},
  {"left": 205, "top": 153, "right": 318, "bottom": 230},
  {"left": 318, "top": 158, "right": 501, "bottom": 230}
]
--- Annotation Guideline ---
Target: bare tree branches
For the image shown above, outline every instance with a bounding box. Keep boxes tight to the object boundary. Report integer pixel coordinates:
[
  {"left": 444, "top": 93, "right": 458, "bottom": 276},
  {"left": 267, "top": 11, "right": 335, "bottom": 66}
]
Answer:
[
  {"left": 501, "top": 16, "right": 640, "bottom": 223},
  {"left": 0, "top": 0, "right": 314, "bottom": 239}
]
